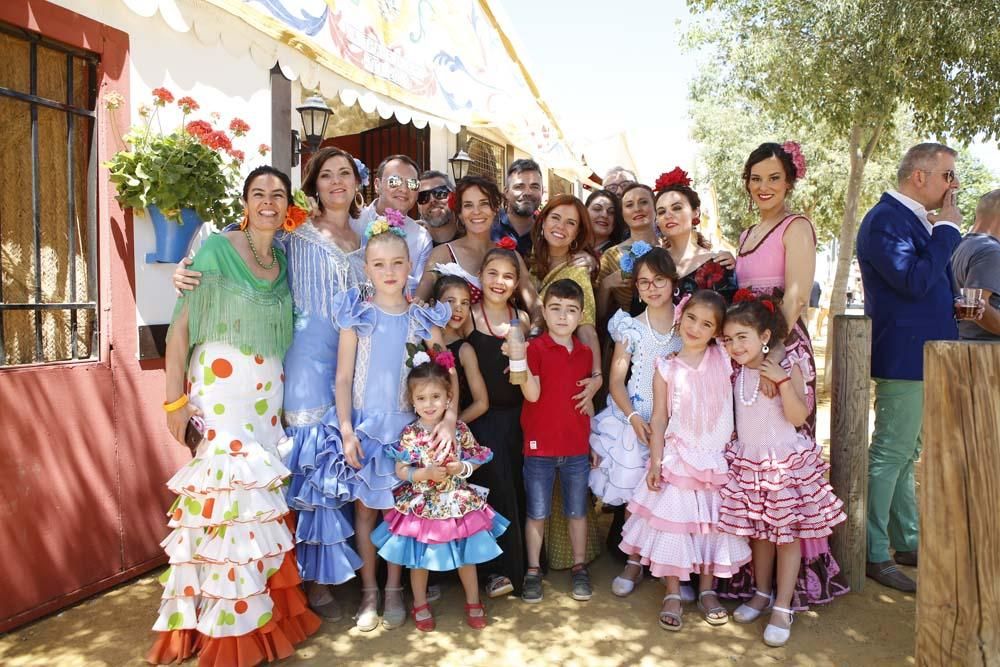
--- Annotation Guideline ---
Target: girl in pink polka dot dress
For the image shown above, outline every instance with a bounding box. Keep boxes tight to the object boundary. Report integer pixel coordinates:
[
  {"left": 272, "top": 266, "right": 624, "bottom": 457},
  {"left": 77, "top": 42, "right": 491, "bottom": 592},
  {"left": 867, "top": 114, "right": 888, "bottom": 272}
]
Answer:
[{"left": 620, "top": 291, "right": 751, "bottom": 632}]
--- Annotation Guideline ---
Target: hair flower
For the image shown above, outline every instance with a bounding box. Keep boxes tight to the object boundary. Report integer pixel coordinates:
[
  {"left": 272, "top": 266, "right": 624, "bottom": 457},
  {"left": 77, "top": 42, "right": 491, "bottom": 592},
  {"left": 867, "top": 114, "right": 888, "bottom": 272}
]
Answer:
[
  {"left": 431, "top": 349, "right": 456, "bottom": 370},
  {"left": 365, "top": 210, "right": 407, "bottom": 240},
  {"left": 619, "top": 240, "right": 653, "bottom": 278},
  {"left": 732, "top": 288, "right": 756, "bottom": 304},
  {"left": 283, "top": 204, "right": 308, "bottom": 232},
  {"left": 447, "top": 191, "right": 457, "bottom": 212},
  {"left": 761, "top": 299, "right": 776, "bottom": 313},
  {"left": 385, "top": 208, "right": 406, "bottom": 228},
  {"left": 495, "top": 236, "right": 518, "bottom": 251},
  {"left": 655, "top": 167, "right": 692, "bottom": 191},
  {"left": 412, "top": 351, "right": 431, "bottom": 367},
  {"left": 781, "top": 141, "right": 807, "bottom": 180},
  {"left": 355, "top": 158, "right": 370, "bottom": 187}
]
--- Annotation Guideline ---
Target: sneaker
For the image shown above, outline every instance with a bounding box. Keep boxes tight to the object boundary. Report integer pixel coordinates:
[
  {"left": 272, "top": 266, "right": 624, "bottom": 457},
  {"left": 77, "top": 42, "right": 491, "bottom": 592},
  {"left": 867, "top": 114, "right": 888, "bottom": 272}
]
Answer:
[
  {"left": 866, "top": 560, "right": 916, "bottom": 592},
  {"left": 522, "top": 570, "right": 543, "bottom": 604},
  {"left": 426, "top": 584, "right": 442, "bottom": 603},
  {"left": 570, "top": 565, "right": 592, "bottom": 602}
]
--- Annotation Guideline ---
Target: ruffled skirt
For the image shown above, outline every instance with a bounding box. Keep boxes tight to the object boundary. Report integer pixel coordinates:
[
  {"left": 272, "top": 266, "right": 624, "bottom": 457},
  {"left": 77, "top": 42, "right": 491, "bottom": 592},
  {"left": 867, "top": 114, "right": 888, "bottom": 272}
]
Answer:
[
  {"left": 372, "top": 506, "right": 509, "bottom": 571},
  {"left": 588, "top": 406, "right": 648, "bottom": 506},
  {"left": 620, "top": 433, "right": 750, "bottom": 579}
]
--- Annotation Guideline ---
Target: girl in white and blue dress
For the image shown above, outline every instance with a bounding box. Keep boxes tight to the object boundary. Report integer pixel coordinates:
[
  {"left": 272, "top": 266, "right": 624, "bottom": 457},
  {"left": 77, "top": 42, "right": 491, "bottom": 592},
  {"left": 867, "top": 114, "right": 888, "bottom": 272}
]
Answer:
[
  {"left": 588, "top": 245, "right": 681, "bottom": 596},
  {"left": 333, "top": 212, "right": 457, "bottom": 631}
]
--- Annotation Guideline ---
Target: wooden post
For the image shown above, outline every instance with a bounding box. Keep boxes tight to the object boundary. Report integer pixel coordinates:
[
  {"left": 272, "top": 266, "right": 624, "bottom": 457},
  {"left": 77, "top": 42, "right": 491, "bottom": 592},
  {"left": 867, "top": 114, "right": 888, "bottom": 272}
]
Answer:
[
  {"left": 828, "top": 314, "right": 871, "bottom": 593},
  {"left": 916, "top": 342, "right": 1000, "bottom": 666}
]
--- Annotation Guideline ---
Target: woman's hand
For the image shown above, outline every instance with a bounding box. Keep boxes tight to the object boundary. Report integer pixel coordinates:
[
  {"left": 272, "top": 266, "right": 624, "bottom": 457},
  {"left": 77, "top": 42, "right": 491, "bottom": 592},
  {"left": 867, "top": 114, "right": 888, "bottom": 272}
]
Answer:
[
  {"left": 713, "top": 251, "right": 736, "bottom": 270},
  {"left": 166, "top": 402, "right": 202, "bottom": 447},
  {"left": 629, "top": 414, "right": 652, "bottom": 447},
  {"left": 173, "top": 257, "right": 202, "bottom": 296},
  {"left": 601, "top": 270, "right": 627, "bottom": 292},
  {"left": 431, "top": 413, "right": 457, "bottom": 458},
  {"left": 573, "top": 375, "right": 601, "bottom": 413},
  {"left": 444, "top": 461, "right": 464, "bottom": 476},
  {"left": 343, "top": 432, "right": 364, "bottom": 469},
  {"left": 645, "top": 460, "right": 662, "bottom": 492}
]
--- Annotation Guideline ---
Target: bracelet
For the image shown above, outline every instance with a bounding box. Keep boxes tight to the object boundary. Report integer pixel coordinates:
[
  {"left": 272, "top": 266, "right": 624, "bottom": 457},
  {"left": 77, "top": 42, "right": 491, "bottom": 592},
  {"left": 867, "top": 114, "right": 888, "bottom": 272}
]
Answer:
[
  {"left": 590, "top": 371, "right": 602, "bottom": 378},
  {"left": 774, "top": 376, "right": 791, "bottom": 388},
  {"left": 625, "top": 410, "right": 640, "bottom": 423},
  {"left": 509, "top": 358, "right": 528, "bottom": 372},
  {"left": 459, "top": 461, "right": 473, "bottom": 479},
  {"left": 163, "top": 394, "right": 189, "bottom": 413}
]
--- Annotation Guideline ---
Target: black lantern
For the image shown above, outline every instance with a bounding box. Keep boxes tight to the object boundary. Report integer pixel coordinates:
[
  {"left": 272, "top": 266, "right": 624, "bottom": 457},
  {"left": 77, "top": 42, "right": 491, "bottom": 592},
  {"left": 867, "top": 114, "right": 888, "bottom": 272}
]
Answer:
[
  {"left": 291, "top": 95, "right": 333, "bottom": 166},
  {"left": 448, "top": 148, "right": 473, "bottom": 181}
]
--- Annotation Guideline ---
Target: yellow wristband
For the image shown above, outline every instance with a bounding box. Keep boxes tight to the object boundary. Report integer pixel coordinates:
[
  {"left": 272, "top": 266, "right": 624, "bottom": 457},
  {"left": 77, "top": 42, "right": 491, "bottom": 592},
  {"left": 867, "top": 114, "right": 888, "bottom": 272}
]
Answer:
[{"left": 163, "top": 394, "right": 189, "bottom": 413}]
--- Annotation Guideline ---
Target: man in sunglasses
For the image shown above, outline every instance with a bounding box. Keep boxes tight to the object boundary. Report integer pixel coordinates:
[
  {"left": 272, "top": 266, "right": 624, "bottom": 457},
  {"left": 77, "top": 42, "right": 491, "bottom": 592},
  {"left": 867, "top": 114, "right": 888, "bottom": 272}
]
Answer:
[
  {"left": 416, "top": 170, "right": 460, "bottom": 247},
  {"left": 856, "top": 142, "right": 964, "bottom": 593},
  {"left": 352, "top": 154, "right": 433, "bottom": 288}
]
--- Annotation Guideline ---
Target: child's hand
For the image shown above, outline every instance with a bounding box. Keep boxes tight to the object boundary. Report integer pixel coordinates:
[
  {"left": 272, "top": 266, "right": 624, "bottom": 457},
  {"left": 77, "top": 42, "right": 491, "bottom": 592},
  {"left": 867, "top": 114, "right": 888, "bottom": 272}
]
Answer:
[
  {"left": 589, "top": 449, "right": 602, "bottom": 469},
  {"left": 425, "top": 465, "right": 448, "bottom": 483},
  {"left": 645, "top": 461, "right": 662, "bottom": 492},
  {"left": 630, "top": 415, "right": 652, "bottom": 447},
  {"left": 759, "top": 358, "right": 789, "bottom": 384},
  {"left": 343, "top": 432, "right": 364, "bottom": 469},
  {"left": 444, "top": 461, "right": 464, "bottom": 476}
]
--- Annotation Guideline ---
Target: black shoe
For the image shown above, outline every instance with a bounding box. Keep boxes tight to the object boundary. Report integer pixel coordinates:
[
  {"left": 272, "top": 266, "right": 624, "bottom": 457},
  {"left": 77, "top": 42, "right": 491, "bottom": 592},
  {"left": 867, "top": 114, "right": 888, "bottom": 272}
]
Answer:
[
  {"left": 570, "top": 565, "right": 593, "bottom": 601},
  {"left": 866, "top": 560, "right": 916, "bottom": 592},
  {"left": 893, "top": 550, "right": 918, "bottom": 567}
]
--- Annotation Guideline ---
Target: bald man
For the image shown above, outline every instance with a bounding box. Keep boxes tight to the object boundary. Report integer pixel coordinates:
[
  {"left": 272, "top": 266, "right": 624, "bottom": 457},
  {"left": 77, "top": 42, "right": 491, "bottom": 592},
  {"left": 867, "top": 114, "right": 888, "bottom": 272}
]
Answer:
[{"left": 951, "top": 189, "right": 1000, "bottom": 340}]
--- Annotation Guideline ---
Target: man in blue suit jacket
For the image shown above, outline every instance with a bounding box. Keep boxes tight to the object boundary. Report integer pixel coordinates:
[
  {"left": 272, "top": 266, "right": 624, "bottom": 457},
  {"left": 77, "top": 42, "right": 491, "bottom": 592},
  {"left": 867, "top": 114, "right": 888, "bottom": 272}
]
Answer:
[{"left": 856, "top": 142, "right": 963, "bottom": 592}]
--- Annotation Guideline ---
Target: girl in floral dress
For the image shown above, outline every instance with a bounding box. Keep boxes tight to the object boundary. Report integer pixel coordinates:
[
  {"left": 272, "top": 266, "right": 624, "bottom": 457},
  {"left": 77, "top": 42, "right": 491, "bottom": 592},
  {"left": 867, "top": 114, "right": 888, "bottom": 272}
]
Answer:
[{"left": 372, "top": 356, "right": 508, "bottom": 631}]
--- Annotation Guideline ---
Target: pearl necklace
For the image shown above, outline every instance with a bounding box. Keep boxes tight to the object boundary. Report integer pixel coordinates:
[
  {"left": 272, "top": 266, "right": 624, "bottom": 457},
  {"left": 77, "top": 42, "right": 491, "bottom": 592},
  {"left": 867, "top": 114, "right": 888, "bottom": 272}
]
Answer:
[
  {"left": 644, "top": 311, "right": 674, "bottom": 344},
  {"left": 738, "top": 366, "right": 760, "bottom": 406},
  {"left": 244, "top": 227, "right": 276, "bottom": 270}
]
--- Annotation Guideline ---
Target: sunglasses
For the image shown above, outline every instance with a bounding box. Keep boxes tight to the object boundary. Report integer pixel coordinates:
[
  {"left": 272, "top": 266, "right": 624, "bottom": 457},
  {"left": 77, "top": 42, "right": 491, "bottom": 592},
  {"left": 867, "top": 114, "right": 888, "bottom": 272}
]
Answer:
[
  {"left": 384, "top": 175, "right": 420, "bottom": 191},
  {"left": 921, "top": 169, "right": 958, "bottom": 183},
  {"left": 417, "top": 185, "right": 452, "bottom": 204}
]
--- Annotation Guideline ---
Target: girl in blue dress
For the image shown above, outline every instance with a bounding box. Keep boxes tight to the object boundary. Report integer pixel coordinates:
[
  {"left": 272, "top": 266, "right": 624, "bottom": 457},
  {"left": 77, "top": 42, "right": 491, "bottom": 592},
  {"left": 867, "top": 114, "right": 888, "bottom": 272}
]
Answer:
[{"left": 333, "top": 212, "right": 456, "bottom": 631}]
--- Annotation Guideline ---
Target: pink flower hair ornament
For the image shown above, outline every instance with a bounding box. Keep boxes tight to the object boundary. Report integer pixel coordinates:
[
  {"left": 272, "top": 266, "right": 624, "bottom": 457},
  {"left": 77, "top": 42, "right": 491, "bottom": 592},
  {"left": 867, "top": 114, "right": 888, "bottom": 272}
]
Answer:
[{"left": 781, "top": 141, "right": 807, "bottom": 180}]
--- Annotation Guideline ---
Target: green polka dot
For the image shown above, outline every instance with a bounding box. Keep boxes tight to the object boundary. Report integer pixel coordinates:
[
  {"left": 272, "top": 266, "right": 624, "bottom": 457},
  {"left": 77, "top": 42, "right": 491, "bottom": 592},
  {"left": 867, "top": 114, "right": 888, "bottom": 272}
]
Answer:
[
  {"left": 254, "top": 399, "right": 268, "bottom": 415},
  {"left": 240, "top": 344, "right": 253, "bottom": 355},
  {"left": 256, "top": 611, "right": 273, "bottom": 628},
  {"left": 212, "top": 573, "right": 220, "bottom": 581},
  {"left": 239, "top": 577, "right": 245, "bottom": 585},
  {"left": 245, "top": 423, "right": 254, "bottom": 432},
  {"left": 158, "top": 567, "right": 172, "bottom": 584},
  {"left": 216, "top": 469, "right": 224, "bottom": 480},
  {"left": 203, "top": 368, "right": 216, "bottom": 385},
  {"left": 213, "top": 404, "right": 225, "bottom": 415},
  {"left": 195, "top": 537, "right": 203, "bottom": 546},
  {"left": 264, "top": 381, "right": 272, "bottom": 391},
  {"left": 189, "top": 500, "right": 202, "bottom": 515},
  {"left": 198, "top": 351, "right": 205, "bottom": 365},
  {"left": 167, "top": 611, "right": 185, "bottom": 630},
  {"left": 198, "top": 390, "right": 204, "bottom": 396}
]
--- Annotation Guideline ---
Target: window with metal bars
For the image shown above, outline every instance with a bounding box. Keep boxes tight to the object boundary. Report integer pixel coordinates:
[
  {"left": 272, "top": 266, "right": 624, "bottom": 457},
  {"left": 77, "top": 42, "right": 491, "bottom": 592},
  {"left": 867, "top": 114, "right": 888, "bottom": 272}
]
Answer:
[
  {"left": 467, "top": 135, "right": 506, "bottom": 187},
  {"left": 0, "top": 23, "right": 99, "bottom": 367}
]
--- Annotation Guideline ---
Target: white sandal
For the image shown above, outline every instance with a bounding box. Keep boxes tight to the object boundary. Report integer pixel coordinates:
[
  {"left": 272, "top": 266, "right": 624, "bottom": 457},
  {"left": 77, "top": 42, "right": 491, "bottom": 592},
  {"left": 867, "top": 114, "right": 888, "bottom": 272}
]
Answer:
[
  {"left": 658, "top": 594, "right": 683, "bottom": 632},
  {"left": 697, "top": 590, "right": 729, "bottom": 626},
  {"left": 763, "top": 606, "right": 794, "bottom": 647},
  {"left": 733, "top": 589, "right": 773, "bottom": 624},
  {"left": 611, "top": 560, "right": 643, "bottom": 597}
]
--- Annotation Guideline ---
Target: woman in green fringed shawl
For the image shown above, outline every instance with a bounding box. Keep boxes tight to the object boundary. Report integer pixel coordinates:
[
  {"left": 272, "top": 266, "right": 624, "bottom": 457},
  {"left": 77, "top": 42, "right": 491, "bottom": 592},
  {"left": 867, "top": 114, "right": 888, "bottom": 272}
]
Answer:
[{"left": 149, "top": 167, "right": 319, "bottom": 667}]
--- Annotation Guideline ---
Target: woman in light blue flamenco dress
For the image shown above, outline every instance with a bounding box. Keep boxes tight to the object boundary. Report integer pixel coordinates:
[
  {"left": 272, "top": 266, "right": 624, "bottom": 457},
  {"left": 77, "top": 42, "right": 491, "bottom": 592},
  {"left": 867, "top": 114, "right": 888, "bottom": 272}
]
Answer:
[{"left": 334, "top": 213, "right": 456, "bottom": 631}]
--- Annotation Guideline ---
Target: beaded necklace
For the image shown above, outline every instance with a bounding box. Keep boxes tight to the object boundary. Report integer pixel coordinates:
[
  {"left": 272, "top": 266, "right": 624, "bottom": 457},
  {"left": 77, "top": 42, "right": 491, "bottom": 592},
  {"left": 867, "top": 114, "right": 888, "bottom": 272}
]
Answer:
[
  {"left": 738, "top": 366, "right": 761, "bottom": 406},
  {"left": 244, "top": 227, "right": 276, "bottom": 270}
]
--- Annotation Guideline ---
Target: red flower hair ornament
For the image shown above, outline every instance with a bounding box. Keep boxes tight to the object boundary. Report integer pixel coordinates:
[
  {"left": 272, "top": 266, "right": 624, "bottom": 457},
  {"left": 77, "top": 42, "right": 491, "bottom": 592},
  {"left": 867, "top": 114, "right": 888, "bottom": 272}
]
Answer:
[
  {"left": 781, "top": 141, "right": 807, "bottom": 180},
  {"left": 447, "top": 191, "right": 457, "bottom": 213},
  {"left": 655, "top": 167, "right": 692, "bottom": 191},
  {"left": 495, "top": 236, "right": 518, "bottom": 251},
  {"left": 733, "top": 287, "right": 777, "bottom": 313},
  {"left": 282, "top": 204, "right": 308, "bottom": 232}
]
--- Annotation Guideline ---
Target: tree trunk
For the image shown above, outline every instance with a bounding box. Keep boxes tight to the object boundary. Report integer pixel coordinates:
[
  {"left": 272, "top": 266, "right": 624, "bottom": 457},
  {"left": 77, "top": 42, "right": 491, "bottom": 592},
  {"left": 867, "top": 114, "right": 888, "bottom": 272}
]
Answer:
[{"left": 822, "top": 120, "right": 884, "bottom": 389}]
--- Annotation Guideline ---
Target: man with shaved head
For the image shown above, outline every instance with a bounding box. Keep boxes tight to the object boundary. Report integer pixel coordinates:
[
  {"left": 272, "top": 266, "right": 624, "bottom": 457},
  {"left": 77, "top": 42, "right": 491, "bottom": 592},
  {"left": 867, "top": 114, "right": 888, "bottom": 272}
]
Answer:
[{"left": 951, "top": 188, "right": 1000, "bottom": 340}]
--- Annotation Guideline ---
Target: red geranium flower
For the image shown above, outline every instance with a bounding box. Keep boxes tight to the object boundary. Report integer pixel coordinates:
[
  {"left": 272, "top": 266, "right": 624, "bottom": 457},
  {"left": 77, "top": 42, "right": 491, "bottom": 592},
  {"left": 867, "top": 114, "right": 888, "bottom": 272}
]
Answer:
[
  {"left": 495, "top": 236, "right": 517, "bottom": 251},
  {"left": 431, "top": 349, "right": 456, "bottom": 370},
  {"left": 151, "top": 87, "right": 174, "bottom": 106},
  {"left": 228, "top": 149, "right": 245, "bottom": 163},
  {"left": 655, "top": 167, "right": 691, "bottom": 191},
  {"left": 282, "top": 204, "right": 308, "bottom": 232},
  {"left": 258, "top": 143, "right": 271, "bottom": 156},
  {"left": 176, "top": 96, "right": 199, "bottom": 113},
  {"left": 185, "top": 120, "right": 213, "bottom": 138},
  {"left": 229, "top": 118, "right": 251, "bottom": 137},
  {"left": 201, "top": 130, "right": 233, "bottom": 152},
  {"left": 694, "top": 260, "right": 725, "bottom": 289},
  {"left": 732, "top": 288, "right": 756, "bottom": 304}
]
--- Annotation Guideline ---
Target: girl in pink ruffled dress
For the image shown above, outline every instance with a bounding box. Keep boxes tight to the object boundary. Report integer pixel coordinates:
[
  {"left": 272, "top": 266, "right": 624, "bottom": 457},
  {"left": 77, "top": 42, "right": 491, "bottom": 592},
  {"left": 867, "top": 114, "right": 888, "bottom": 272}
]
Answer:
[
  {"left": 620, "top": 290, "right": 751, "bottom": 632},
  {"left": 719, "top": 292, "right": 846, "bottom": 647}
]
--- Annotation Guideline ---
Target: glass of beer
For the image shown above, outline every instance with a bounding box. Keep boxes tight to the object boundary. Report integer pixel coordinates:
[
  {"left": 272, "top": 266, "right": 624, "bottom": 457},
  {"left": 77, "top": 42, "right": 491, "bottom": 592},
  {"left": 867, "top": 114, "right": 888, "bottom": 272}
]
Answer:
[{"left": 958, "top": 287, "right": 982, "bottom": 320}]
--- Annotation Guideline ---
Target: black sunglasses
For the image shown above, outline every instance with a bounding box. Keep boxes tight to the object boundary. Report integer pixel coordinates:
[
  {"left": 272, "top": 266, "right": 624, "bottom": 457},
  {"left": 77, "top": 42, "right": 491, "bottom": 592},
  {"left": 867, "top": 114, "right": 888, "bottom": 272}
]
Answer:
[{"left": 417, "top": 185, "right": 452, "bottom": 205}]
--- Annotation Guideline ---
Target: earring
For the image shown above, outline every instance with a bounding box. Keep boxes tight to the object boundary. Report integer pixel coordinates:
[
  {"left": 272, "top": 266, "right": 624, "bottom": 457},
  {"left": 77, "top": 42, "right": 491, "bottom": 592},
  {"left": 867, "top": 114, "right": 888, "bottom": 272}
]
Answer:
[
  {"left": 239, "top": 211, "right": 249, "bottom": 230},
  {"left": 355, "top": 190, "right": 365, "bottom": 209},
  {"left": 762, "top": 343, "right": 770, "bottom": 354}
]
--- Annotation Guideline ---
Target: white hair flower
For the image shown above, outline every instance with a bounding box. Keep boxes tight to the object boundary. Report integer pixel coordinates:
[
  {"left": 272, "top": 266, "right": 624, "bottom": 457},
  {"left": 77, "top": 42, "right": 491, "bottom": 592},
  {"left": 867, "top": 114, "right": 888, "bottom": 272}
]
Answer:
[{"left": 412, "top": 351, "right": 431, "bottom": 367}]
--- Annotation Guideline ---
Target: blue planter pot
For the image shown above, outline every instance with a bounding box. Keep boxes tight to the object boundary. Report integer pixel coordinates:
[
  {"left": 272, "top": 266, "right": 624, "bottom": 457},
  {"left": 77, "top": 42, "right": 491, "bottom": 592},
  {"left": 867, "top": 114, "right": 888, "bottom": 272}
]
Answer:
[{"left": 145, "top": 205, "right": 204, "bottom": 264}]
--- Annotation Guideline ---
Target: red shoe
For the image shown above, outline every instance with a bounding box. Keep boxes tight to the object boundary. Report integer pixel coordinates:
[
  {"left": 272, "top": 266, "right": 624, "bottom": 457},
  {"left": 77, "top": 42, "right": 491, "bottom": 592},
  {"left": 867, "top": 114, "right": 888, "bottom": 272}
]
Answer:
[
  {"left": 465, "top": 602, "right": 488, "bottom": 630},
  {"left": 411, "top": 603, "right": 435, "bottom": 632}
]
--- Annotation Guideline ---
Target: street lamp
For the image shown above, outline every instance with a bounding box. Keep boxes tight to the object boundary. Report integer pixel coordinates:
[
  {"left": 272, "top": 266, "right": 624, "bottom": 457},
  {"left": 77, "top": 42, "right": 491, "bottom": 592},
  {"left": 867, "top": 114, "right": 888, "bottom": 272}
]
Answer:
[
  {"left": 448, "top": 148, "right": 473, "bottom": 181},
  {"left": 291, "top": 95, "right": 333, "bottom": 166}
]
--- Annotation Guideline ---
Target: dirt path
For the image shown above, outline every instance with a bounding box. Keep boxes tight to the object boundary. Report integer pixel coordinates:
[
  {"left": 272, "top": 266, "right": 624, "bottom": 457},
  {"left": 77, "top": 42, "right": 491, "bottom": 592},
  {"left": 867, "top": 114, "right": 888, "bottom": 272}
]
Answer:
[{"left": 1, "top": 337, "right": 917, "bottom": 666}]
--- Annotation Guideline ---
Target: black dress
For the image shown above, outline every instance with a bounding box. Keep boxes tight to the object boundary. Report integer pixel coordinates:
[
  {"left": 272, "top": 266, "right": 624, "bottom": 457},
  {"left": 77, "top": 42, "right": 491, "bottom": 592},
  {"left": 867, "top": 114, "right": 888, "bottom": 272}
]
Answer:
[
  {"left": 465, "top": 310, "right": 527, "bottom": 593},
  {"left": 446, "top": 338, "right": 473, "bottom": 412}
]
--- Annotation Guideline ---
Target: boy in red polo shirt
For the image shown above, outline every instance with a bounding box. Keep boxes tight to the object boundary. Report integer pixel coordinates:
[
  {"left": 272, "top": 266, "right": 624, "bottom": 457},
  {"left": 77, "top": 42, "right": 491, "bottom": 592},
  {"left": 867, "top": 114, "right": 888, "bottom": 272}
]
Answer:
[{"left": 518, "top": 279, "right": 595, "bottom": 604}]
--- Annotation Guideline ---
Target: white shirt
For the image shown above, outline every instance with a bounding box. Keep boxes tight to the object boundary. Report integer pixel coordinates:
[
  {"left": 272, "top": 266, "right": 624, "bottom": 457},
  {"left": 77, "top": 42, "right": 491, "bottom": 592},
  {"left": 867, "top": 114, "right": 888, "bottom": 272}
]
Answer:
[
  {"left": 351, "top": 201, "right": 433, "bottom": 291},
  {"left": 887, "top": 190, "right": 961, "bottom": 236}
]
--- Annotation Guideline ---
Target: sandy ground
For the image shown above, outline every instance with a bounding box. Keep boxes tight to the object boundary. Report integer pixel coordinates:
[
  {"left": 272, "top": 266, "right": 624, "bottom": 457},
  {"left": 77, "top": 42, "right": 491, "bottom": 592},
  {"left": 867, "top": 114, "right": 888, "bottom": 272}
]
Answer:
[{"left": 0, "top": 337, "right": 917, "bottom": 667}]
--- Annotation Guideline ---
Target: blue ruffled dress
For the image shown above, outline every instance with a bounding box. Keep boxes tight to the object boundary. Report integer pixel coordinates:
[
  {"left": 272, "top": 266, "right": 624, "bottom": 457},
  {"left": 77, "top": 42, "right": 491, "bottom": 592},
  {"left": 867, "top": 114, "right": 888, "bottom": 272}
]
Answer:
[
  {"left": 281, "top": 223, "right": 366, "bottom": 585},
  {"left": 371, "top": 422, "right": 509, "bottom": 570},
  {"left": 331, "top": 287, "right": 451, "bottom": 509}
]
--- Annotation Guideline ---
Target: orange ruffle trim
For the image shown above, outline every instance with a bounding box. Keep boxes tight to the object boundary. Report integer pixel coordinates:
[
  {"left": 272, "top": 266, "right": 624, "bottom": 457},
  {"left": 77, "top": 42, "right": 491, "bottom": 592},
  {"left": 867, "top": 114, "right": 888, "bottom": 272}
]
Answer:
[{"left": 148, "top": 514, "right": 321, "bottom": 667}]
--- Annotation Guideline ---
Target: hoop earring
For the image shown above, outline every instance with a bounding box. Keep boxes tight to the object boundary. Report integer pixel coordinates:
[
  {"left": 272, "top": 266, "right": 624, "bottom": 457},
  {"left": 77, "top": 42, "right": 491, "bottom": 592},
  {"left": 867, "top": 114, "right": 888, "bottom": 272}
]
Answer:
[
  {"left": 355, "top": 191, "right": 365, "bottom": 209},
  {"left": 762, "top": 343, "right": 770, "bottom": 355},
  {"left": 239, "top": 212, "right": 249, "bottom": 230}
]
